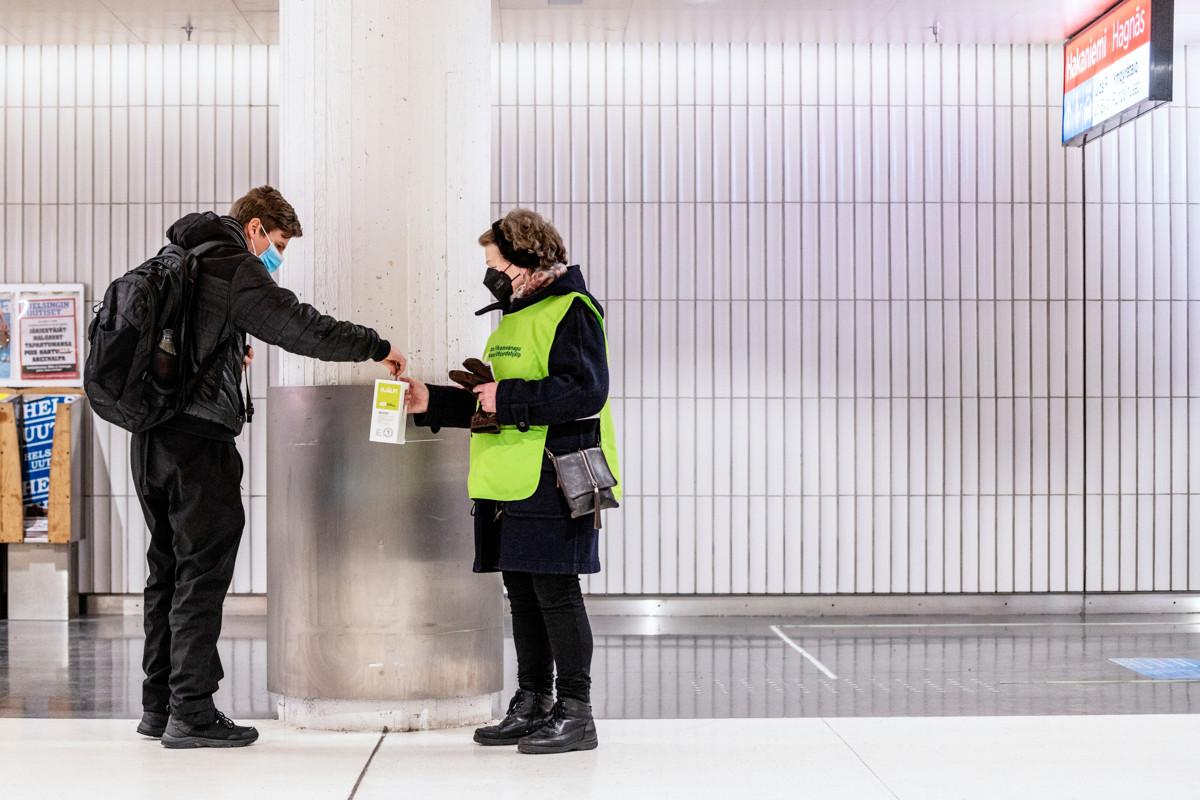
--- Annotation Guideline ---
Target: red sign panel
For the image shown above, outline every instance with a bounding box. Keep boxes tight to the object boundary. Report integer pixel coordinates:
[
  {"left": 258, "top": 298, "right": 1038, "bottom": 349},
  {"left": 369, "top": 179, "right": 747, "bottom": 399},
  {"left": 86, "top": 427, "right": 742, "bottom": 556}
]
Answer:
[{"left": 1063, "top": 0, "right": 1152, "bottom": 93}]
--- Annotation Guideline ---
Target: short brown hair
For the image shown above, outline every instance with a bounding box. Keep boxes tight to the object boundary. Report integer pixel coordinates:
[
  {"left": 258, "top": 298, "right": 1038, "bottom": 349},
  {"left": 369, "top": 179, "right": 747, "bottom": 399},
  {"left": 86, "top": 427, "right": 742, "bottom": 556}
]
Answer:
[
  {"left": 230, "top": 185, "right": 303, "bottom": 238},
  {"left": 479, "top": 208, "right": 567, "bottom": 271}
]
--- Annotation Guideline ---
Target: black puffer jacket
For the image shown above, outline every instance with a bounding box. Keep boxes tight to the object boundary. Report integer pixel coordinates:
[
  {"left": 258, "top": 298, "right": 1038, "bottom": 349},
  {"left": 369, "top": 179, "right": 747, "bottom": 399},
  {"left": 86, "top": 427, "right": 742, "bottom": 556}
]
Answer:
[{"left": 164, "top": 212, "right": 391, "bottom": 440}]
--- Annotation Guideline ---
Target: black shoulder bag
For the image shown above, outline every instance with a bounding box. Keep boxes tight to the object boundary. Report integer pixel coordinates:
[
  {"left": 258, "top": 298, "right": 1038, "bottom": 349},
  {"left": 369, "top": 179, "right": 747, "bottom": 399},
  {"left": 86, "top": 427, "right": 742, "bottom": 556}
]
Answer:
[{"left": 545, "top": 446, "right": 619, "bottom": 529}]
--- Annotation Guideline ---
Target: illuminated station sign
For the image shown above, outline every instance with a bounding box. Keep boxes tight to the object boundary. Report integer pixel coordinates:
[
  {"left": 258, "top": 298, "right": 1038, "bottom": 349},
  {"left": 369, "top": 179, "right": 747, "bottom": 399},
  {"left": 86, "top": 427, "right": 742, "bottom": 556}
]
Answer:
[{"left": 1062, "top": 0, "right": 1174, "bottom": 147}]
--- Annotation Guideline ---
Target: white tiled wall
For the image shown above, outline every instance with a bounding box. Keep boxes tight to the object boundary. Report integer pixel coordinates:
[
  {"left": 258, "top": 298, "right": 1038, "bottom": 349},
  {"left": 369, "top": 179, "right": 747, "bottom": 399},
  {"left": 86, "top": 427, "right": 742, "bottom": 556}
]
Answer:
[
  {"left": 493, "top": 42, "right": 1200, "bottom": 595},
  {"left": 5, "top": 41, "right": 1200, "bottom": 598},
  {"left": 1, "top": 44, "right": 278, "bottom": 594}
]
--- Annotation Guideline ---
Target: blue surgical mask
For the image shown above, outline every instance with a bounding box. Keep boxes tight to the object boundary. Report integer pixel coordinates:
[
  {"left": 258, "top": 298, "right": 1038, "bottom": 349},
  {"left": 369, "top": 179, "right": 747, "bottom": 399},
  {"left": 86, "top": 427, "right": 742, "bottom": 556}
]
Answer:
[{"left": 254, "top": 224, "right": 283, "bottom": 273}]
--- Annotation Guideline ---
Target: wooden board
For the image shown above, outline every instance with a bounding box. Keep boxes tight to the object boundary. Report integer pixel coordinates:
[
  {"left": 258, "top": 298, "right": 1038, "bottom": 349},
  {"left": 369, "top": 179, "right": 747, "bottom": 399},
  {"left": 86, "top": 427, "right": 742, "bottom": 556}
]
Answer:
[
  {"left": 0, "top": 398, "right": 23, "bottom": 543},
  {"left": 47, "top": 397, "right": 83, "bottom": 545}
]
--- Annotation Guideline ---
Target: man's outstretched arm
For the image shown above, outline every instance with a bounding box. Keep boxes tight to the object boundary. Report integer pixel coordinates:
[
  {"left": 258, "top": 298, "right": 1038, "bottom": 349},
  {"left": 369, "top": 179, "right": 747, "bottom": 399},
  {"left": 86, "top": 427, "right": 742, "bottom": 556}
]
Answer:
[{"left": 229, "top": 258, "right": 406, "bottom": 374}]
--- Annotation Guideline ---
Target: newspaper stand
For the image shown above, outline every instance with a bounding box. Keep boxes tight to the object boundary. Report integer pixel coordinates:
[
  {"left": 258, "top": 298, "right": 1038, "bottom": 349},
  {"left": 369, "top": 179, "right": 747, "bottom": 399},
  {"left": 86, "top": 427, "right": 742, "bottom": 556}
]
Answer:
[{"left": 1, "top": 390, "right": 86, "bottom": 619}]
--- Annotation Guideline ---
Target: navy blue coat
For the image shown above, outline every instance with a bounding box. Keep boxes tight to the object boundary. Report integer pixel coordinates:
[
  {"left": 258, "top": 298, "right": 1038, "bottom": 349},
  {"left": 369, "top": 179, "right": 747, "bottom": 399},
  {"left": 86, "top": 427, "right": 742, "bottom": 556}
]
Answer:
[{"left": 414, "top": 266, "right": 609, "bottom": 575}]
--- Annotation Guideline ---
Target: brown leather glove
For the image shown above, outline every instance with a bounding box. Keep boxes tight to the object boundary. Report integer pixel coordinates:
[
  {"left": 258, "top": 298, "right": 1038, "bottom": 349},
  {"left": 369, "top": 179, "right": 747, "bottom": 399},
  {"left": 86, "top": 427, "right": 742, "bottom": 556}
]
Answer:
[
  {"left": 448, "top": 358, "right": 500, "bottom": 434},
  {"left": 448, "top": 358, "right": 494, "bottom": 389}
]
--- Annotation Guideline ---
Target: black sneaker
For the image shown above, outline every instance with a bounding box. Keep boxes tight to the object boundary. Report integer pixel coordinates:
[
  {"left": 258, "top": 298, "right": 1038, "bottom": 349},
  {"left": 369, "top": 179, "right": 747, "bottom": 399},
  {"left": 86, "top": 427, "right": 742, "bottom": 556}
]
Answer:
[
  {"left": 517, "top": 698, "right": 598, "bottom": 755},
  {"left": 161, "top": 710, "right": 259, "bottom": 749},
  {"left": 137, "top": 710, "right": 169, "bottom": 739},
  {"left": 473, "top": 689, "right": 556, "bottom": 746}
]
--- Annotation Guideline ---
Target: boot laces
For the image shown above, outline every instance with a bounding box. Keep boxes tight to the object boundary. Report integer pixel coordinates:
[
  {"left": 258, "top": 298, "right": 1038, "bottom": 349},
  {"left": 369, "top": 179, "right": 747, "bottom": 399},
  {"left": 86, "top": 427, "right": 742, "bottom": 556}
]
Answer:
[
  {"left": 213, "top": 710, "right": 237, "bottom": 729},
  {"left": 507, "top": 689, "right": 538, "bottom": 716}
]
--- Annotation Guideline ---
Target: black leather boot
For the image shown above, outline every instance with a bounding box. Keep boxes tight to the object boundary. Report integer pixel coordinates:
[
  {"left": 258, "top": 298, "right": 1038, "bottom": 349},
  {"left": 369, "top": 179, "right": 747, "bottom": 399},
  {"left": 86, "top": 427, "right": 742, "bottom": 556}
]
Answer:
[
  {"left": 474, "top": 689, "right": 556, "bottom": 746},
  {"left": 137, "top": 710, "right": 169, "bottom": 738},
  {"left": 161, "top": 710, "right": 259, "bottom": 749},
  {"left": 517, "top": 697, "right": 598, "bottom": 754}
]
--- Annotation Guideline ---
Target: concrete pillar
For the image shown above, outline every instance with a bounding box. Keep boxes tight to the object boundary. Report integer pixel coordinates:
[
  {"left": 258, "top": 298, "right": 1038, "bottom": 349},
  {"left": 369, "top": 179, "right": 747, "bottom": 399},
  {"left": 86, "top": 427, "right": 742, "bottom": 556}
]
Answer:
[
  {"left": 277, "top": 0, "right": 490, "bottom": 384},
  {"left": 269, "top": 0, "right": 499, "bottom": 731}
]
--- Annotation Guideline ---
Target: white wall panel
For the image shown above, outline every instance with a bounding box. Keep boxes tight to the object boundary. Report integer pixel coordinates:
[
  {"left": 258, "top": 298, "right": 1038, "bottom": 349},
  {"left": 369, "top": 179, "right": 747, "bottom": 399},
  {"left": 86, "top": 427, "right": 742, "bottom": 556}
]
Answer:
[
  {"left": 6, "top": 41, "right": 1198, "bottom": 598},
  {"left": 1, "top": 44, "right": 277, "bottom": 594},
  {"left": 495, "top": 42, "right": 1200, "bottom": 594}
]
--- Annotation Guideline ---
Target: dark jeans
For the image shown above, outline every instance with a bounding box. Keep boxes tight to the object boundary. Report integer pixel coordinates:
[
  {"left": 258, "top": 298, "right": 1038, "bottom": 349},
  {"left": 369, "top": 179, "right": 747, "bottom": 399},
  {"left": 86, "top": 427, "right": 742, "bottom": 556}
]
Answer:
[
  {"left": 132, "top": 426, "right": 244, "bottom": 725},
  {"left": 503, "top": 571, "right": 593, "bottom": 704}
]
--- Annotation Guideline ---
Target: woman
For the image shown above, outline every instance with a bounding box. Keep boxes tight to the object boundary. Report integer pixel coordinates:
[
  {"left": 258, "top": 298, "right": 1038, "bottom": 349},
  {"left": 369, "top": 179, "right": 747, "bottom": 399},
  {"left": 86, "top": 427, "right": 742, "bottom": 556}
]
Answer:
[{"left": 405, "top": 208, "right": 619, "bottom": 755}]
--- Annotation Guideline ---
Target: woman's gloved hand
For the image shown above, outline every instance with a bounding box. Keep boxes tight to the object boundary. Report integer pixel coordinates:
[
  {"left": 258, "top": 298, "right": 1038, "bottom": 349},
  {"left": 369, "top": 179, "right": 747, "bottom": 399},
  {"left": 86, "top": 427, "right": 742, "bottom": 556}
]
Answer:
[
  {"left": 448, "top": 358, "right": 500, "bottom": 434},
  {"left": 448, "top": 358, "right": 494, "bottom": 390}
]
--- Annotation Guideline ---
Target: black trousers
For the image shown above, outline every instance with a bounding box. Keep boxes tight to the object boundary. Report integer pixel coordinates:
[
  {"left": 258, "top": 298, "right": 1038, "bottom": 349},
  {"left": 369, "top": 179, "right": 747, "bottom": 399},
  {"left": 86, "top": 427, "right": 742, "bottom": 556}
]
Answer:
[
  {"left": 502, "top": 571, "right": 593, "bottom": 704},
  {"left": 132, "top": 426, "right": 244, "bottom": 724}
]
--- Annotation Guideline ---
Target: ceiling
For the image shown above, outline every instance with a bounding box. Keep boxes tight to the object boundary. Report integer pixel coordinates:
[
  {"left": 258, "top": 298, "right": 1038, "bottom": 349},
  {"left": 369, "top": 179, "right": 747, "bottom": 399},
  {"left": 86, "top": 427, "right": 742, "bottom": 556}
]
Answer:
[
  {"left": 0, "top": 0, "right": 274, "bottom": 45},
  {"left": 496, "top": 0, "right": 1200, "bottom": 44},
  {"left": 1, "top": 0, "right": 1198, "bottom": 46}
]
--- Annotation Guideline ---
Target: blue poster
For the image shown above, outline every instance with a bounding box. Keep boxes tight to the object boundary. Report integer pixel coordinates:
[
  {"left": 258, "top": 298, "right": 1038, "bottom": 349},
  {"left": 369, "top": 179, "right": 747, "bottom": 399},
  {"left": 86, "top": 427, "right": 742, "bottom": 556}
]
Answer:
[{"left": 19, "top": 394, "right": 75, "bottom": 511}]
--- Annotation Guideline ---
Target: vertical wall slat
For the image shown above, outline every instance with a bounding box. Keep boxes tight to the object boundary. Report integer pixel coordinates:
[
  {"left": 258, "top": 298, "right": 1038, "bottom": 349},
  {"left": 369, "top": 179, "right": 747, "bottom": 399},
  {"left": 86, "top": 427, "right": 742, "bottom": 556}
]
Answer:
[
  {"left": 1, "top": 44, "right": 276, "bottom": 594},
  {"left": 5, "top": 40, "right": 1195, "bottom": 597},
  {"left": 494, "top": 41, "right": 1198, "bottom": 596}
]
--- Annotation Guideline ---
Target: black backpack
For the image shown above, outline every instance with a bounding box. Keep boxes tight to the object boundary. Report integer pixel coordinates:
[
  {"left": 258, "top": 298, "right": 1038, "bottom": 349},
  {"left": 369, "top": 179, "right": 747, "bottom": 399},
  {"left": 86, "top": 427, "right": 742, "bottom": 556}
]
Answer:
[{"left": 84, "top": 241, "right": 222, "bottom": 432}]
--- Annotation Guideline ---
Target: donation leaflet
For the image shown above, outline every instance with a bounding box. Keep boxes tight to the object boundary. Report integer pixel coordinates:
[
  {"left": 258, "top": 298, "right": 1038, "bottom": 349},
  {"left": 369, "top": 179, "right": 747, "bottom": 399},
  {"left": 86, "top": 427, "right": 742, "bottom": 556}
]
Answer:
[{"left": 369, "top": 379, "right": 408, "bottom": 445}]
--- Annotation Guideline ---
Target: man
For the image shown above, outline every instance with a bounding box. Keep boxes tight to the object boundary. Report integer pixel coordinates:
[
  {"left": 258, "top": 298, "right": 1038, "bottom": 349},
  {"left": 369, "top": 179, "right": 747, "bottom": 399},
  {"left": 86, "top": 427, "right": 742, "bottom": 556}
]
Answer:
[{"left": 133, "top": 186, "right": 405, "bottom": 749}]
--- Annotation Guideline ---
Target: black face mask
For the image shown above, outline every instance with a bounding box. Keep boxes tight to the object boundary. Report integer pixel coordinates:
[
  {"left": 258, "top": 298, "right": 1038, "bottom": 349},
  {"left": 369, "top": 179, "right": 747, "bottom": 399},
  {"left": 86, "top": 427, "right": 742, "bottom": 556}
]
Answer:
[{"left": 483, "top": 268, "right": 515, "bottom": 304}]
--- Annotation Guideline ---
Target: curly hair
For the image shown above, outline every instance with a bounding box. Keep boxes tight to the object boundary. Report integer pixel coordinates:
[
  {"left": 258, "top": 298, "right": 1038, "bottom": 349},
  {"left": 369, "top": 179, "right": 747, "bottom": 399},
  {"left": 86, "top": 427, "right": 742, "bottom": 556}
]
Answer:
[
  {"left": 230, "top": 185, "right": 303, "bottom": 238},
  {"left": 478, "top": 208, "right": 567, "bottom": 270}
]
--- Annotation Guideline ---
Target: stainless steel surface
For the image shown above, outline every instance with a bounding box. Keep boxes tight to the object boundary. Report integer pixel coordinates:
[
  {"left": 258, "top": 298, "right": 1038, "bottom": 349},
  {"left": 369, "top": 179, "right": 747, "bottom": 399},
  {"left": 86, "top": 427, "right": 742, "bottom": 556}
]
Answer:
[{"left": 266, "top": 385, "right": 503, "bottom": 704}]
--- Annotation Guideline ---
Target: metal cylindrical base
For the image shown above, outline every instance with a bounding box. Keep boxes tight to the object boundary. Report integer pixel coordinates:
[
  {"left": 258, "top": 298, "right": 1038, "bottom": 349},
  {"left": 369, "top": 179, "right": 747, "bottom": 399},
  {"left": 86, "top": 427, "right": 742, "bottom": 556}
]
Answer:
[
  {"left": 276, "top": 692, "right": 501, "bottom": 732},
  {"left": 267, "top": 386, "right": 503, "bottom": 731}
]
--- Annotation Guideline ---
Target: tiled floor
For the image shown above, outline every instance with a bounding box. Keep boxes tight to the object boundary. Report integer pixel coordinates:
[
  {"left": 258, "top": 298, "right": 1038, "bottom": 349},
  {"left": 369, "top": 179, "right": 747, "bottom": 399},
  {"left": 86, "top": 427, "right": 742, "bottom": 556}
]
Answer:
[
  {"left": 3, "top": 613, "right": 1200, "bottom": 798},
  {"left": 4, "top": 614, "right": 1200, "bottom": 719},
  {"left": 3, "top": 715, "right": 1198, "bottom": 799}
]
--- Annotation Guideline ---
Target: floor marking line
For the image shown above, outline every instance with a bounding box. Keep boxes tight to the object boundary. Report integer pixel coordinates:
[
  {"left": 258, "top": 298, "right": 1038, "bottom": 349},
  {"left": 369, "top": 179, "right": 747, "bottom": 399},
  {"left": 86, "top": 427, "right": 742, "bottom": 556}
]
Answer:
[
  {"left": 777, "top": 621, "right": 1200, "bottom": 630},
  {"left": 822, "top": 719, "right": 902, "bottom": 800},
  {"left": 769, "top": 624, "right": 838, "bottom": 680},
  {"left": 347, "top": 730, "right": 387, "bottom": 800}
]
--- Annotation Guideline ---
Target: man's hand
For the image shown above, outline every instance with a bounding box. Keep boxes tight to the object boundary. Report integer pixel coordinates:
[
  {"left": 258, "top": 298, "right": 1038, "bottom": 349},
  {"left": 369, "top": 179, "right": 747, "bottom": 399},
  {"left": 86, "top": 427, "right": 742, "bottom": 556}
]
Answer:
[
  {"left": 243, "top": 345, "right": 255, "bottom": 372},
  {"left": 402, "top": 376, "right": 429, "bottom": 415},
  {"left": 379, "top": 345, "right": 407, "bottom": 378},
  {"left": 473, "top": 381, "right": 498, "bottom": 414}
]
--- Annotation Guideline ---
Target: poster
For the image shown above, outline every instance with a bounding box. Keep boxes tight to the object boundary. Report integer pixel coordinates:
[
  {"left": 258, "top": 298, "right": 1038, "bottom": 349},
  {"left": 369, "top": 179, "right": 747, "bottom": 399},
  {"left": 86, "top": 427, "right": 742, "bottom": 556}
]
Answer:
[
  {"left": 19, "top": 295, "right": 80, "bottom": 382},
  {"left": 0, "top": 294, "right": 12, "bottom": 382},
  {"left": 19, "top": 395, "right": 70, "bottom": 504}
]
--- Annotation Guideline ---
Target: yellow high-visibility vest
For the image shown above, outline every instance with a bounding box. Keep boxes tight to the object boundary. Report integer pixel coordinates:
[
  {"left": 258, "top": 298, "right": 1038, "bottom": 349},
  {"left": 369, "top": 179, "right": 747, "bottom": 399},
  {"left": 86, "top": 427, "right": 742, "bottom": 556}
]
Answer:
[{"left": 467, "top": 292, "right": 621, "bottom": 502}]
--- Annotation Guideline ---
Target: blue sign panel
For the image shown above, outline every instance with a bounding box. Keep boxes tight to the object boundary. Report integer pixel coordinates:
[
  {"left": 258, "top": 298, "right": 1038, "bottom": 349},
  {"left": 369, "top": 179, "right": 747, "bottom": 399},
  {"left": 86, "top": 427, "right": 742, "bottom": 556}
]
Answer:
[
  {"left": 1110, "top": 657, "right": 1200, "bottom": 679},
  {"left": 18, "top": 394, "right": 75, "bottom": 510}
]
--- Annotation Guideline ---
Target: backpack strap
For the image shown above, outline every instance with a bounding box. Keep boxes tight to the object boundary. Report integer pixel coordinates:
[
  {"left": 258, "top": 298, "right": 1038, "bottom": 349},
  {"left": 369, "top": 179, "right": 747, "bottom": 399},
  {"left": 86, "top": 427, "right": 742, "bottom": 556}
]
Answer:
[
  {"left": 186, "top": 240, "right": 227, "bottom": 259},
  {"left": 172, "top": 238, "right": 240, "bottom": 413}
]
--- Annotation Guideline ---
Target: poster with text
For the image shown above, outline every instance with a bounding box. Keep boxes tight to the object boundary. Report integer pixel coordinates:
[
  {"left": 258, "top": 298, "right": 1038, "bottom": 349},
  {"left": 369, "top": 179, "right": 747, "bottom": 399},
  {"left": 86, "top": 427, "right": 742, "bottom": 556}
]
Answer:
[
  {"left": 0, "top": 294, "right": 13, "bottom": 382},
  {"left": 19, "top": 296, "right": 80, "bottom": 382}
]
